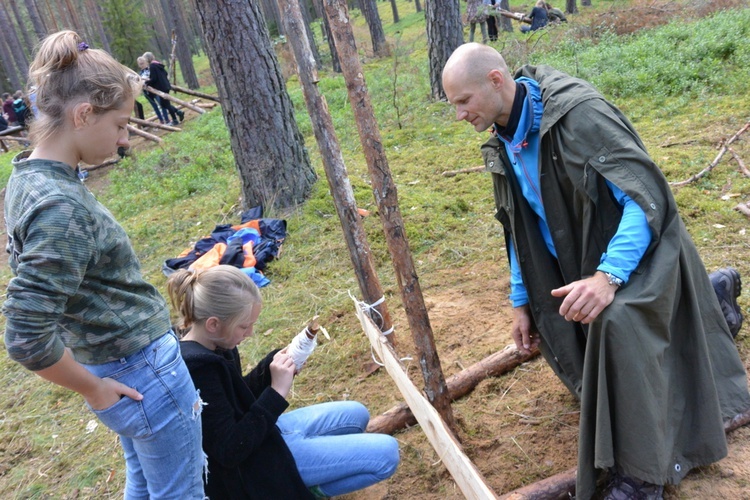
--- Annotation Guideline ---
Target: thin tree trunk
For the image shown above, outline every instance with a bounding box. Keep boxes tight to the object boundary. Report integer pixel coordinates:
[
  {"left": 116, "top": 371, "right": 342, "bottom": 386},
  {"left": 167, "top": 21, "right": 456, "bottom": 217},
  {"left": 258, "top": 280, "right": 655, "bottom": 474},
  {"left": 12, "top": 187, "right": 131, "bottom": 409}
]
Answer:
[
  {"left": 0, "top": 33, "right": 22, "bottom": 90},
  {"left": 167, "top": 0, "right": 200, "bottom": 88},
  {"left": 86, "top": 0, "right": 111, "bottom": 52},
  {"left": 193, "top": 0, "right": 317, "bottom": 211},
  {"left": 325, "top": 0, "right": 459, "bottom": 431},
  {"left": 9, "top": 0, "right": 34, "bottom": 55},
  {"left": 42, "top": 0, "right": 60, "bottom": 32},
  {"left": 0, "top": 3, "right": 29, "bottom": 84},
  {"left": 261, "top": 0, "right": 285, "bottom": 36},
  {"left": 566, "top": 0, "right": 578, "bottom": 14},
  {"left": 389, "top": 0, "right": 400, "bottom": 23},
  {"left": 360, "top": 0, "right": 389, "bottom": 56},
  {"left": 23, "top": 0, "right": 47, "bottom": 39},
  {"left": 145, "top": 1, "right": 170, "bottom": 59},
  {"left": 425, "top": 0, "right": 463, "bottom": 100},
  {"left": 314, "top": 0, "right": 340, "bottom": 72},
  {"left": 499, "top": 0, "right": 513, "bottom": 31},
  {"left": 277, "top": 0, "right": 395, "bottom": 341},
  {"left": 298, "top": 0, "right": 322, "bottom": 70},
  {"left": 414, "top": 0, "right": 422, "bottom": 13}
]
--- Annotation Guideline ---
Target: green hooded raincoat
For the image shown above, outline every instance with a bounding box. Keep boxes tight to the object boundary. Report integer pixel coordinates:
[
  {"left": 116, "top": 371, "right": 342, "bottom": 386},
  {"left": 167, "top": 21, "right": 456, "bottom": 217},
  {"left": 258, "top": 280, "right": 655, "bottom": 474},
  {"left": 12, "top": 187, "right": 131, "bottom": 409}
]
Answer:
[{"left": 480, "top": 65, "right": 750, "bottom": 499}]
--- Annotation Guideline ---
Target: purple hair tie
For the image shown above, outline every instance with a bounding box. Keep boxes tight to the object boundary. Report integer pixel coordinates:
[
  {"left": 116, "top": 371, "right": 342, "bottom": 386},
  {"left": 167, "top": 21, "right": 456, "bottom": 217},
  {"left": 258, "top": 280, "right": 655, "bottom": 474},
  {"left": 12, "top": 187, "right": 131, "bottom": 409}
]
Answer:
[{"left": 78, "top": 42, "right": 89, "bottom": 51}]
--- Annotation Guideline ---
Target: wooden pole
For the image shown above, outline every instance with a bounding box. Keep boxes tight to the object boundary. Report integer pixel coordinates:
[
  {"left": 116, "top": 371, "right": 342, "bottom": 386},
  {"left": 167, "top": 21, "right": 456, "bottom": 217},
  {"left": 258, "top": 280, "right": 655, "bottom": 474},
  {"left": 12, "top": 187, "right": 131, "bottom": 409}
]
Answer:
[
  {"left": 126, "top": 124, "right": 163, "bottom": 143},
  {"left": 324, "top": 0, "right": 457, "bottom": 431},
  {"left": 355, "top": 299, "right": 499, "bottom": 500},
  {"left": 129, "top": 116, "right": 182, "bottom": 131},
  {"left": 143, "top": 85, "right": 206, "bottom": 115},
  {"left": 170, "top": 84, "right": 221, "bottom": 103},
  {"left": 494, "top": 8, "right": 532, "bottom": 24},
  {"left": 0, "top": 135, "right": 28, "bottom": 142},
  {"left": 367, "top": 344, "right": 540, "bottom": 434},
  {"left": 276, "top": 0, "right": 394, "bottom": 340}
]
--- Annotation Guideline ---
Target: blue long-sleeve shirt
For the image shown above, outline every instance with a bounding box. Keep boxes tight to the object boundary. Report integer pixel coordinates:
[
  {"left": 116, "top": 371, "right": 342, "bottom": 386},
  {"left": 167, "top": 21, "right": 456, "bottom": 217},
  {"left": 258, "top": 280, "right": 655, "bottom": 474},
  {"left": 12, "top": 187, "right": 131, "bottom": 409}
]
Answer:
[{"left": 500, "top": 79, "right": 651, "bottom": 307}]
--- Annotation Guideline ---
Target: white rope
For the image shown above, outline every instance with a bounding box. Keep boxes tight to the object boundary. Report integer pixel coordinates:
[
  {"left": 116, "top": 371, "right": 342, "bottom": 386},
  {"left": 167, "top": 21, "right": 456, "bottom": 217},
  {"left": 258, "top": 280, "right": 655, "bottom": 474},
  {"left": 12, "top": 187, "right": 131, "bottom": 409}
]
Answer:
[{"left": 348, "top": 290, "right": 412, "bottom": 366}]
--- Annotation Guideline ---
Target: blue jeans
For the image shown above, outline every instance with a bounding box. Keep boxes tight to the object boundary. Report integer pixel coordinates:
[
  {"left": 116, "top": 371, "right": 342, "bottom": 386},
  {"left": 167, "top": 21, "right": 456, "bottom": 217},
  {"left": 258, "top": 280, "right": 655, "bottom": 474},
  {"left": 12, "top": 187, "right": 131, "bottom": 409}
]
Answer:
[
  {"left": 84, "top": 332, "right": 205, "bottom": 499},
  {"left": 277, "top": 401, "right": 399, "bottom": 496},
  {"left": 144, "top": 92, "right": 166, "bottom": 123}
]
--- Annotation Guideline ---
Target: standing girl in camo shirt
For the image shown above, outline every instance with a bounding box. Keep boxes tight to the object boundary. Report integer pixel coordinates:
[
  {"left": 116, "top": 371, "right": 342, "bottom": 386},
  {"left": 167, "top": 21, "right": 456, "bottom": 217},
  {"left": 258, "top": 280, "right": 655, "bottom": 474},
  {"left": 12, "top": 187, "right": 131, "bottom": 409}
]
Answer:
[{"left": 2, "top": 31, "right": 204, "bottom": 499}]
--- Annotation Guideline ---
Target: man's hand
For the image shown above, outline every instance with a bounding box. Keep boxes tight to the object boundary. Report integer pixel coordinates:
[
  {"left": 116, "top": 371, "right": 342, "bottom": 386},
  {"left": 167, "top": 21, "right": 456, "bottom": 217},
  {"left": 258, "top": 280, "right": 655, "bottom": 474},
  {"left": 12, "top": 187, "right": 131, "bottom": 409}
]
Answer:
[
  {"left": 511, "top": 304, "right": 540, "bottom": 355},
  {"left": 551, "top": 271, "right": 616, "bottom": 324}
]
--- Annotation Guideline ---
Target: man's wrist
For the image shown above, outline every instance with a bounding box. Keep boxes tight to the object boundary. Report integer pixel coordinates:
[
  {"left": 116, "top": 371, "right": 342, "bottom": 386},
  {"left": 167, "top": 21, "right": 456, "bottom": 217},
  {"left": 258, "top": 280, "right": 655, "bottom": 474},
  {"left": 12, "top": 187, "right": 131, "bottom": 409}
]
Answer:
[{"left": 600, "top": 271, "right": 624, "bottom": 288}]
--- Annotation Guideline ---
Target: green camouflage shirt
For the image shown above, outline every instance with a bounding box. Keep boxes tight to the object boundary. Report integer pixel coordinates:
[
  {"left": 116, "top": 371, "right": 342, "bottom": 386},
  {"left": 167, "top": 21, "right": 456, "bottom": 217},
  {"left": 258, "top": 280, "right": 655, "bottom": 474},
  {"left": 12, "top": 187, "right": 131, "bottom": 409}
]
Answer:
[{"left": 3, "top": 152, "right": 171, "bottom": 370}]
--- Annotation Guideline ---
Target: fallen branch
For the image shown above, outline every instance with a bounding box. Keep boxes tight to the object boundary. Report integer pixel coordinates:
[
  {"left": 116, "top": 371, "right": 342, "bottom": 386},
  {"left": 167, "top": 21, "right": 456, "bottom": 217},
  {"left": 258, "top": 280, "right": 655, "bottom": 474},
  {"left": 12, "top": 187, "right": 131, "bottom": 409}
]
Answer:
[
  {"left": 127, "top": 124, "right": 162, "bottom": 143},
  {"left": 367, "top": 344, "right": 540, "bottom": 434},
  {"left": 442, "top": 165, "right": 485, "bottom": 177},
  {"left": 84, "top": 157, "right": 120, "bottom": 171},
  {"left": 729, "top": 148, "right": 750, "bottom": 177},
  {"left": 190, "top": 101, "right": 219, "bottom": 109},
  {"left": 143, "top": 85, "right": 206, "bottom": 115},
  {"left": 129, "top": 116, "right": 181, "bottom": 131},
  {"left": 0, "top": 135, "right": 29, "bottom": 142},
  {"left": 734, "top": 203, "right": 750, "bottom": 218},
  {"left": 494, "top": 8, "right": 532, "bottom": 24},
  {"left": 170, "top": 84, "right": 221, "bottom": 103},
  {"left": 670, "top": 121, "right": 750, "bottom": 187}
]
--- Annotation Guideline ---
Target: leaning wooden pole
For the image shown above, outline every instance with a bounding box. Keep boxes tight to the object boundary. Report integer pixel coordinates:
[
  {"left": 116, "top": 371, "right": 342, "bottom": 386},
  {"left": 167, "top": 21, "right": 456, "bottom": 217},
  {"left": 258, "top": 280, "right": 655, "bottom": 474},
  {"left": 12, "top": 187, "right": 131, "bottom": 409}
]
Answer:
[
  {"left": 143, "top": 85, "right": 206, "bottom": 115},
  {"left": 368, "top": 345, "right": 540, "bottom": 434},
  {"left": 126, "top": 124, "right": 162, "bottom": 143},
  {"left": 276, "top": 0, "right": 394, "bottom": 340},
  {"left": 324, "top": 0, "right": 456, "bottom": 430}
]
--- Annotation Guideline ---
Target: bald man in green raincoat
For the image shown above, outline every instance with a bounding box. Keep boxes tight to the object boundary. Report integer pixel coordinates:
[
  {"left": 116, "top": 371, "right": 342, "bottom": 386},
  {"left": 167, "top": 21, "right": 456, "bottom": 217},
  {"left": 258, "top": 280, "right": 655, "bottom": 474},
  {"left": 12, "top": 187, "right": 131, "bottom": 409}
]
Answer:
[{"left": 442, "top": 43, "right": 750, "bottom": 499}]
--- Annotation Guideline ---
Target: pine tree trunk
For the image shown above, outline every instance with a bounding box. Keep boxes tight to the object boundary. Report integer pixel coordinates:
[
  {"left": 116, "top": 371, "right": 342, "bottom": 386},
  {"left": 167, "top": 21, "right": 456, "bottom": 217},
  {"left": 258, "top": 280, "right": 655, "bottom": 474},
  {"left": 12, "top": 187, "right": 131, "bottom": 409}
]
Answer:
[
  {"left": 0, "top": 3, "right": 29, "bottom": 83},
  {"left": 167, "top": 0, "right": 200, "bottom": 89},
  {"left": 9, "top": 0, "right": 35, "bottom": 54},
  {"left": 193, "top": 0, "right": 316, "bottom": 211},
  {"left": 23, "top": 0, "right": 47, "bottom": 39},
  {"left": 260, "top": 0, "right": 284, "bottom": 36},
  {"left": 41, "top": 0, "right": 60, "bottom": 32},
  {"left": 414, "top": 0, "right": 422, "bottom": 14},
  {"left": 566, "top": 0, "right": 578, "bottom": 14},
  {"left": 314, "top": 0, "right": 340, "bottom": 72},
  {"left": 298, "top": 0, "right": 321, "bottom": 70},
  {"left": 144, "top": 1, "right": 170, "bottom": 59},
  {"left": 499, "top": 0, "right": 513, "bottom": 31},
  {"left": 0, "top": 33, "right": 22, "bottom": 90},
  {"left": 425, "top": 0, "right": 463, "bottom": 100},
  {"left": 360, "top": 0, "right": 389, "bottom": 56},
  {"left": 86, "top": 0, "right": 112, "bottom": 53},
  {"left": 581, "top": 0, "right": 591, "bottom": 5},
  {"left": 389, "top": 0, "right": 400, "bottom": 23}
]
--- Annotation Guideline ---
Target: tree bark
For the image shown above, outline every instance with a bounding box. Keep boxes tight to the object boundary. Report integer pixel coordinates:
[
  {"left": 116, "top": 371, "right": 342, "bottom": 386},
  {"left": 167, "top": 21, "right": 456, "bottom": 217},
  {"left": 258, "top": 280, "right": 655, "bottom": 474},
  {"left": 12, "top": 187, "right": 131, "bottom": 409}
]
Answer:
[
  {"left": 193, "top": 0, "right": 317, "bottom": 212},
  {"left": 325, "top": 0, "right": 459, "bottom": 431},
  {"left": 0, "top": 29, "right": 22, "bottom": 90},
  {"left": 9, "top": 0, "right": 35, "bottom": 55},
  {"left": 298, "top": 0, "right": 322, "bottom": 70},
  {"left": 414, "top": 0, "right": 422, "bottom": 13},
  {"left": 314, "top": 0, "right": 341, "bottom": 72},
  {"left": 499, "top": 0, "right": 513, "bottom": 31},
  {"left": 359, "top": 0, "right": 389, "bottom": 56},
  {"left": 145, "top": 0, "right": 170, "bottom": 59},
  {"left": 425, "top": 0, "right": 463, "bottom": 100},
  {"left": 260, "top": 0, "right": 285, "bottom": 36},
  {"left": 389, "top": 0, "right": 400, "bottom": 23},
  {"left": 23, "top": 0, "right": 47, "bottom": 39},
  {"left": 86, "top": 0, "right": 112, "bottom": 53},
  {"left": 0, "top": 3, "right": 29, "bottom": 83},
  {"left": 276, "top": 0, "right": 394, "bottom": 338},
  {"left": 167, "top": 0, "right": 200, "bottom": 88},
  {"left": 566, "top": 0, "right": 578, "bottom": 14}
]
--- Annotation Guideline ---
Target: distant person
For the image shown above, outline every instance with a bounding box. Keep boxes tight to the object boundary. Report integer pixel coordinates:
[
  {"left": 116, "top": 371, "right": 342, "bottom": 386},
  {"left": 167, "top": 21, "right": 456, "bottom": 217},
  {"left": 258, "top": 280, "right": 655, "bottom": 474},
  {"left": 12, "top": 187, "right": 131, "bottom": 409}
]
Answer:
[
  {"left": 546, "top": 2, "right": 568, "bottom": 22},
  {"left": 2, "top": 92, "right": 18, "bottom": 126},
  {"left": 137, "top": 56, "right": 167, "bottom": 124},
  {"left": 465, "top": 0, "right": 491, "bottom": 43},
  {"left": 520, "top": 0, "right": 549, "bottom": 33},
  {"left": 0, "top": 112, "right": 8, "bottom": 132},
  {"left": 3, "top": 30, "right": 205, "bottom": 498},
  {"left": 143, "top": 51, "right": 184, "bottom": 126},
  {"left": 168, "top": 265, "right": 400, "bottom": 499},
  {"left": 12, "top": 90, "right": 31, "bottom": 128},
  {"left": 486, "top": 0, "right": 499, "bottom": 41}
]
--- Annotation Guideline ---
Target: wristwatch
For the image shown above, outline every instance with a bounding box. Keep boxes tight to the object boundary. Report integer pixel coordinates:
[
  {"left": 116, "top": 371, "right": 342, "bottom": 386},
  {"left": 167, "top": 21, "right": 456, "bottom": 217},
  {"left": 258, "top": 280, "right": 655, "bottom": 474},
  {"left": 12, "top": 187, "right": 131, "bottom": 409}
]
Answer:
[{"left": 604, "top": 272, "right": 624, "bottom": 288}]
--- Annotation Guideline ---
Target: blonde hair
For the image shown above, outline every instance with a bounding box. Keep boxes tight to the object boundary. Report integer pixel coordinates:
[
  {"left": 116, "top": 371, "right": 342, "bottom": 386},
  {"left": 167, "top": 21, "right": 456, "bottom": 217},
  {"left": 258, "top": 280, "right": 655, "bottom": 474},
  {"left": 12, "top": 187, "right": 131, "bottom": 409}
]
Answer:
[
  {"left": 167, "top": 266, "right": 262, "bottom": 334},
  {"left": 143, "top": 52, "right": 155, "bottom": 63},
  {"left": 27, "top": 30, "right": 141, "bottom": 146}
]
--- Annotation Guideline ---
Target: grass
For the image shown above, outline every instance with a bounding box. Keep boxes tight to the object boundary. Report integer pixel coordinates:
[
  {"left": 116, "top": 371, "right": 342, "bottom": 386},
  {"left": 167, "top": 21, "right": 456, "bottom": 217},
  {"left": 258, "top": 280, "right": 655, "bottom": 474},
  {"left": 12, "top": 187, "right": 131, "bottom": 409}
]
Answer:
[{"left": 1, "top": 0, "right": 750, "bottom": 496}]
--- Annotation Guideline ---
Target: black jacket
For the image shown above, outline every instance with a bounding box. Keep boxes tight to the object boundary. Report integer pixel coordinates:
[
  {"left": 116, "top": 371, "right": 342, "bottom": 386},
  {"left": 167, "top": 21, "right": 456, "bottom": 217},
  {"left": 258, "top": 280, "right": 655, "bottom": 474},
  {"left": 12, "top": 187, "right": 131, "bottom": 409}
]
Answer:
[
  {"left": 181, "top": 341, "right": 314, "bottom": 499},
  {"left": 147, "top": 61, "right": 172, "bottom": 93}
]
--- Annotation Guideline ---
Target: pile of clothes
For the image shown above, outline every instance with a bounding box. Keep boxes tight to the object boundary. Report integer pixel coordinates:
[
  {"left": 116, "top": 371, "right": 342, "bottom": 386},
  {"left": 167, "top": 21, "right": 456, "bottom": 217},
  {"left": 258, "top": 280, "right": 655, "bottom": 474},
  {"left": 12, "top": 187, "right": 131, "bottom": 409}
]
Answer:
[{"left": 163, "top": 206, "right": 286, "bottom": 288}]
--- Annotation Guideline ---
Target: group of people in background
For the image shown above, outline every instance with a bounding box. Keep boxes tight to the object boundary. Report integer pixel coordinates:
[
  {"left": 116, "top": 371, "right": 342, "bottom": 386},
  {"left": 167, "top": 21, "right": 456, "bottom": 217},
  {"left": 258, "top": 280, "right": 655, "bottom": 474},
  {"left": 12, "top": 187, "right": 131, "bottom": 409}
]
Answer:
[
  {"left": 137, "top": 52, "right": 184, "bottom": 126},
  {"left": 466, "top": 0, "right": 568, "bottom": 43},
  {"left": 1, "top": 90, "right": 32, "bottom": 132}
]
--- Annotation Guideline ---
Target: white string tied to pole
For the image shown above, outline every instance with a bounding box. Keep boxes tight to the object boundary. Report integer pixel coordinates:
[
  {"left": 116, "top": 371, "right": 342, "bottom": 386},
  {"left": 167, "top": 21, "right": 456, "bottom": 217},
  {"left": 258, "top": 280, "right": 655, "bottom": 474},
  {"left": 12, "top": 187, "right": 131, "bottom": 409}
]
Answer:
[{"left": 348, "top": 290, "right": 411, "bottom": 367}]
